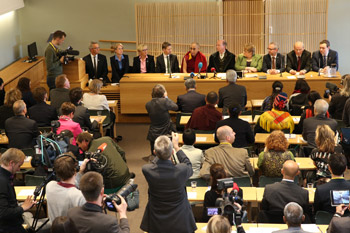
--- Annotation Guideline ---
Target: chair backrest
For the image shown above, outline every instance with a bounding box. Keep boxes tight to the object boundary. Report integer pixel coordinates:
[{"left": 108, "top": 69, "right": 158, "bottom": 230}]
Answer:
[
  {"left": 259, "top": 175, "right": 299, "bottom": 187},
  {"left": 25, "top": 175, "right": 46, "bottom": 186},
  {"left": 315, "top": 211, "right": 333, "bottom": 224},
  {"left": 234, "top": 176, "right": 252, "bottom": 187},
  {"left": 240, "top": 110, "right": 252, "bottom": 116}
]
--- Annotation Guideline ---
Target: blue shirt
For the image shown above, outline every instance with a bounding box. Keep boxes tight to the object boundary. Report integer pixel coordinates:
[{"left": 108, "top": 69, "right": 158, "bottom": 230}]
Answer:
[{"left": 115, "top": 54, "right": 124, "bottom": 70}]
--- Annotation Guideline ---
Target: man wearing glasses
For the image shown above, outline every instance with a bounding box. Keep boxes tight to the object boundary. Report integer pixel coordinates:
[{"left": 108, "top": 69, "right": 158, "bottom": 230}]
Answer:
[
  {"left": 181, "top": 42, "right": 207, "bottom": 73},
  {"left": 262, "top": 42, "right": 285, "bottom": 74},
  {"left": 83, "top": 41, "right": 109, "bottom": 83}
]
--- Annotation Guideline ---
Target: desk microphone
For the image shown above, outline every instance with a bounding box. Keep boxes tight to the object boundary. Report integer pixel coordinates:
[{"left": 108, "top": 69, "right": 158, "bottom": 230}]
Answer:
[
  {"left": 198, "top": 62, "right": 203, "bottom": 78},
  {"left": 190, "top": 72, "right": 195, "bottom": 78},
  {"left": 211, "top": 68, "right": 217, "bottom": 78}
]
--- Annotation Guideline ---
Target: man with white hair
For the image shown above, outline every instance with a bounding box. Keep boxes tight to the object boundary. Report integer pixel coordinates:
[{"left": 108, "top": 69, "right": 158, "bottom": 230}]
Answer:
[
  {"left": 140, "top": 132, "right": 197, "bottom": 233},
  {"left": 272, "top": 202, "right": 308, "bottom": 233},
  {"left": 200, "top": 126, "right": 254, "bottom": 179},
  {"left": 176, "top": 78, "right": 206, "bottom": 113},
  {"left": 286, "top": 41, "right": 312, "bottom": 75},
  {"left": 83, "top": 41, "right": 109, "bottom": 82},
  {"left": 218, "top": 69, "right": 247, "bottom": 115},
  {"left": 302, "top": 99, "right": 337, "bottom": 147},
  {"left": 207, "top": 40, "right": 235, "bottom": 73}
]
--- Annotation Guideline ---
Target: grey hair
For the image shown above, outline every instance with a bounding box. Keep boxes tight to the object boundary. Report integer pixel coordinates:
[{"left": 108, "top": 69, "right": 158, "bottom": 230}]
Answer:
[
  {"left": 226, "top": 70, "right": 237, "bottom": 83},
  {"left": 184, "top": 78, "right": 196, "bottom": 89},
  {"left": 284, "top": 202, "right": 303, "bottom": 227},
  {"left": 314, "top": 99, "right": 328, "bottom": 115},
  {"left": 89, "top": 41, "right": 98, "bottom": 49},
  {"left": 269, "top": 42, "right": 279, "bottom": 50},
  {"left": 154, "top": 136, "right": 173, "bottom": 160},
  {"left": 13, "top": 100, "right": 26, "bottom": 115}
]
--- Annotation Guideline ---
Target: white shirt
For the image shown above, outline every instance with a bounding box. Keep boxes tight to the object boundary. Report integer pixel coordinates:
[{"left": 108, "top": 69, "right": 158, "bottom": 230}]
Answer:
[
  {"left": 174, "top": 145, "right": 204, "bottom": 179},
  {"left": 219, "top": 51, "right": 226, "bottom": 60},
  {"left": 163, "top": 53, "right": 171, "bottom": 73},
  {"left": 82, "top": 93, "right": 109, "bottom": 111}
]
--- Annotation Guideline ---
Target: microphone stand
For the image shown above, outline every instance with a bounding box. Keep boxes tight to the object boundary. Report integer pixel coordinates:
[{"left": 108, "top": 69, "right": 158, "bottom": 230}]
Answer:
[{"left": 279, "top": 54, "right": 283, "bottom": 78}]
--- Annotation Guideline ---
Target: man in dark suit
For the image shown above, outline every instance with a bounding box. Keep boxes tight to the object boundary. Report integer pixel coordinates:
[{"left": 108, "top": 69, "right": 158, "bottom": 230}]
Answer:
[
  {"left": 50, "top": 74, "right": 71, "bottom": 113},
  {"left": 302, "top": 99, "right": 337, "bottom": 147},
  {"left": 327, "top": 203, "right": 350, "bottom": 232},
  {"left": 259, "top": 160, "right": 311, "bottom": 223},
  {"left": 132, "top": 44, "right": 155, "bottom": 73},
  {"left": 140, "top": 133, "right": 197, "bottom": 233},
  {"left": 314, "top": 153, "right": 350, "bottom": 214},
  {"left": 110, "top": 43, "right": 129, "bottom": 83},
  {"left": 68, "top": 171, "right": 130, "bottom": 233},
  {"left": 5, "top": 100, "right": 40, "bottom": 149},
  {"left": 262, "top": 42, "right": 285, "bottom": 74},
  {"left": 207, "top": 40, "right": 235, "bottom": 73},
  {"left": 83, "top": 41, "right": 109, "bottom": 83},
  {"left": 155, "top": 42, "right": 180, "bottom": 73},
  {"left": 286, "top": 41, "right": 312, "bottom": 75},
  {"left": 218, "top": 70, "right": 247, "bottom": 115},
  {"left": 176, "top": 78, "right": 205, "bottom": 113},
  {"left": 312, "top": 39, "right": 339, "bottom": 72}
]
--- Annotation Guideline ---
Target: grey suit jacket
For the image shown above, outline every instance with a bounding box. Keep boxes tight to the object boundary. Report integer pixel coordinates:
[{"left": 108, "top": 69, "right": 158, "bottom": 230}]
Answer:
[
  {"left": 176, "top": 90, "right": 206, "bottom": 113},
  {"left": 328, "top": 216, "right": 350, "bottom": 233},
  {"left": 273, "top": 226, "right": 310, "bottom": 233},
  {"left": 50, "top": 88, "right": 70, "bottom": 113},
  {"left": 218, "top": 83, "right": 247, "bottom": 115}
]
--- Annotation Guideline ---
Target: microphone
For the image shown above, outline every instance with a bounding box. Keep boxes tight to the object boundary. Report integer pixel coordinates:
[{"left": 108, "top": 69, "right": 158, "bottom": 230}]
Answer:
[
  {"left": 211, "top": 67, "right": 217, "bottom": 78},
  {"left": 198, "top": 62, "right": 203, "bottom": 78},
  {"left": 190, "top": 72, "right": 195, "bottom": 78},
  {"left": 96, "top": 143, "right": 107, "bottom": 153},
  {"left": 232, "top": 182, "right": 239, "bottom": 192},
  {"left": 318, "top": 56, "right": 321, "bottom": 76}
]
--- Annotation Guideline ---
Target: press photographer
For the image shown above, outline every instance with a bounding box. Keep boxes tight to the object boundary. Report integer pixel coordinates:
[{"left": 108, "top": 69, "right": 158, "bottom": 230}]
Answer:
[{"left": 328, "top": 74, "right": 350, "bottom": 120}]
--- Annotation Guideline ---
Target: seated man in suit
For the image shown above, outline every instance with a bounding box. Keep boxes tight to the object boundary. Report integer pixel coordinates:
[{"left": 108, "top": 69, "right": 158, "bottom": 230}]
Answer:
[
  {"left": 314, "top": 153, "right": 350, "bottom": 214},
  {"left": 207, "top": 40, "right": 235, "bottom": 73},
  {"left": 185, "top": 91, "right": 222, "bottom": 131},
  {"left": 262, "top": 42, "right": 285, "bottom": 74},
  {"left": 218, "top": 70, "right": 247, "bottom": 115},
  {"left": 176, "top": 78, "right": 206, "bottom": 113},
  {"left": 68, "top": 171, "right": 129, "bottom": 233},
  {"left": 155, "top": 42, "right": 180, "bottom": 73},
  {"left": 28, "top": 86, "right": 57, "bottom": 127},
  {"left": 273, "top": 202, "right": 309, "bottom": 233},
  {"left": 302, "top": 99, "right": 337, "bottom": 147},
  {"left": 5, "top": 100, "right": 39, "bottom": 149},
  {"left": 181, "top": 42, "right": 207, "bottom": 73},
  {"left": 259, "top": 160, "right": 311, "bottom": 223},
  {"left": 200, "top": 126, "right": 254, "bottom": 180},
  {"left": 110, "top": 43, "right": 129, "bottom": 83},
  {"left": 83, "top": 41, "right": 109, "bottom": 83},
  {"left": 50, "top": 74, "right": 71, "bottom": 113},
  {"left": 327, "top": 203, "right": 350, "bottom": 233},
  {"left": 132, "top": 44, "right": 155, "bottom": 73},
  {"left": 286, "top": 41, "right": 312, "bottom": 75},
  {"left": 312, "top": 39, "right": 339, "bottom": 73}
]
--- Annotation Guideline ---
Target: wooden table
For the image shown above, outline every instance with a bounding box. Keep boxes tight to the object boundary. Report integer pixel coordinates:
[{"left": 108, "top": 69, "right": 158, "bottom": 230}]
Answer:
[
  {"left": 179, "top": 133, "right": 216, "bottom": 145},
  {"left": 21, "top": 157, "right": 33, "bottom": 169},
  {"left": 251, "top": 99, "right": 264, "bottom": 108},
  {"left": 251, "top": 157, "right": 316, "bottom": 170},
  {"left": 255, "top": 223, "right": 328, "bottom": 233},
  {"left": 0, "top": 134, "right": 8, "bottom": 144},
  {"left": 255, "top": 133, "right": 307, "bottom": 145},
  {"left": 90, "top": 115, "right": 107, "bottom": 136},
  {"left": 15, "top": 186, "right": 38, "bottom": 201},
  {"left": 256, "top": 187, "right": 316, "bottom": 203}
]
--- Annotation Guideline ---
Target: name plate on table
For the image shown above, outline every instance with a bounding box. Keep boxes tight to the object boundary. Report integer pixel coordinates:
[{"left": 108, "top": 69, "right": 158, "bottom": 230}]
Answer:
[{"left": 285, "top": 134, "right": 296, "bottom": 139}]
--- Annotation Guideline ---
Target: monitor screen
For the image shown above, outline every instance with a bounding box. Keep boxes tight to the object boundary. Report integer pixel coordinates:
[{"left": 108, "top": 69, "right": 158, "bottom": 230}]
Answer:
[{"left": 27, "top": 42, "right": 38, "bottom": 61}]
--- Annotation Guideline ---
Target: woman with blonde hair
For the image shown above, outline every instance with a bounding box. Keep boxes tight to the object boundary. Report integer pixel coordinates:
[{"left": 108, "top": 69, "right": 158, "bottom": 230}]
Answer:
[
  {"left": 110, "top": 43, "right": 129, "bottom": 83},
  {"left": 329, "top": 74, "right": 350, "bottom": 120},
  {"left": 207, "top": 214, "right": 246, "bottom": 233},
  {"left": 132, "top": 44, "right": 155, "bottom": 73},
  {"left": 235, "top": 43, "right": 262, "bottom": 72},
  {"left": 0, "top": 88, "right": 22, "bottom": 129}
]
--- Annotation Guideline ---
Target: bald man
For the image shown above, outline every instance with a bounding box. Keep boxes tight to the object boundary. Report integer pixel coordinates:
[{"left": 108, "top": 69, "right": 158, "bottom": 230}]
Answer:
[
  {"left": 181, "top": 42, "right": 207, "bottom": 73},
  {"left": 207, "top": 40, "right": 236, "bottom": 73},
  {"left": 258, "top": 160, "right": 311, "bottom": 223},
  {"left": 286, "top": 41, "right": 312, "bottom": 75},
  {"left": 199, "top": 126, "right": 254, "bottom": 179}
]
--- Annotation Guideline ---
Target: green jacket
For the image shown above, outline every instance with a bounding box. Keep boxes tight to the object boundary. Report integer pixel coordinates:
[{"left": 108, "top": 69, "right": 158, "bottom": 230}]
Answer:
[
  {"left": 45, "top": 43, "right": 63, "bottom": 78},
  {"left": 88, "top": 137, "right": 130, "bottom": 189},
  {"left": 235, "top": 54, "right": 263, "bottom": 71}
]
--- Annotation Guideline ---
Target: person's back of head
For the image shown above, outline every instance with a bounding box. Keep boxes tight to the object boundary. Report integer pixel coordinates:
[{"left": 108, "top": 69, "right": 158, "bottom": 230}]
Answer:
[
  {"left": 88, "top": 79, "right": 103, "bottom": 94},
  {"left": 154, "top": 135, "right": 173, "bottom": 160},
  {"left": 17, "top": 77, "right": 31, "bottom": 93},
  {"left": 4, "top": 88, "right": 22, "bottom": 108},
  {"left": 13, "top": 100, "right": 26, "bottom": 116},
  {"left": 151, "top": 84, "right": 166, "bottom": 98},
  {"left": 183, "top": 129, "right": 196, "bottom": 146},
  {"left": 55, "top": 74, "right": 68, "bottom": 89},
  {"left": 340, "top": 74, "right": 350, "bottom": 97},
  {"left": 228, "top": 102, "right": 241, "bottom": 118},
  {"left": 0, "top": 148, "right": 25, "bottom": 167},
  {"left": 226, "top": 70, "right": 237, "bottom": 83},
  {"left": 54, "top": 152, "right": 77, "bottom": 181},
  {"left": 210, "top": 163, "right": 227, "bottom": 191},
  {"left": 281, "top": 160, "right": 299, "bottom": 180},
  {"left": 315, "top": 125, "right": 335, "bottom": 153},
  {"left": 60, "top": 102, "right": 75, "bottom": 116},
  {"left": 283, "top": 202, "right": 305, "bottom": 228},
  {"left": 79, "top": 171, "right": 103, "bottom": 202},
  {"left": 33, "top": 87, "right": 48, "bottom": 103},
  {"left": 184, "top": 78, "right": 196, "bottom": 90},
  {"left": 314, "top": 99, "right": 328, "bottom": 116},
  {"left": 273, "top": 93, "right": 288, "bottom": 111},
  {"left": 216, "top": 126, "right": 234, "bottom": 143},
  {"left": 329, "top": 153, "right": 347, "bottom": 176},
  {"left": 206, "top": 91, "right": 218, "bottom": 105},
  {"left": 206, "top": 215, "right": 231, "bottom": 233},
  {"left": 51, "top": 216, "right": 79, "bottom": 233},
  {"left": 272, "top": 81, "right": 283, "bottom": 94},
  {"left": 307, "top": 91, "right": 322, "bottom": 106},
  {"left": 69, "top": 87, "right": 83, "bottom": 105}
]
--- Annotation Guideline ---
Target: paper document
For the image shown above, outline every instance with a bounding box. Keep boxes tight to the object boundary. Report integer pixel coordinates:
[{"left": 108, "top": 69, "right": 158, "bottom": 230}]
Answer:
[
  {"left": 18, "top": 189, "right": 35, "bottom": 196},
  {"left": 301, "top": 224, "right": 319, "bottom": 232},
  {"left": 293, "top": 117, "right": 300, "bottom": 123},
  {"left": 285, "top": 134, "right": 296, "bottom": 139},
  {"left": 187, "top": 192, "right": 197, "bottom": 199},
  {"left": 196, "top": 137, "right": 207, "bottom": 142},
  {"left": 24, "top": 156, "right": 31, "bottom": 162},
  {"left": 244, "top": 74, "right": 258, "bottom": 78},
  {"left": 217, "top": 73, "right": 226, "bottom": 79},
  {"left": 107, "top": 100, "right": 115, "bottom": 104},
  {"left": 287, "top": 76, "right": 296, "bottom": 79}
]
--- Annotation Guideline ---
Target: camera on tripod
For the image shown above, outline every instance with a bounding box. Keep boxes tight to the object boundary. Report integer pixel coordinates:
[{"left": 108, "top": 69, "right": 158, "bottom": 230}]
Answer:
[
  {"left": 58, "top": 46, "right": 79, "bottom": 64},
  {"left": 104, "top": 179, "right": 138, "bottom": 211}
]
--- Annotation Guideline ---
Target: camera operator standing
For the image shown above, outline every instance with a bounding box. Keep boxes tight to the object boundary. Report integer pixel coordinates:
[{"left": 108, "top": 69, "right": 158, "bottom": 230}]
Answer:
[
  {"left": 329, "top": 74, "right": 350, "bottom": 120},
  {"left": 45, "top": 30, "right": 66, "bottom": 90}
]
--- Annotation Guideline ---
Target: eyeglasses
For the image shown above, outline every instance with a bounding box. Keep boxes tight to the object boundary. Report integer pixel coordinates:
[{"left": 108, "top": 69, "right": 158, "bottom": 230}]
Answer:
[
  {"left": 92, "top": 47, "right": 100, "bottom": 50},
  {"left": 190, "top": 48, "right": 197, "bottom": 50},
  {"left": 267, "top": 48, "right": 276, "bottom": 50},
  {"left": 142, "top": 49, "right": 148, "bottom": 51}
]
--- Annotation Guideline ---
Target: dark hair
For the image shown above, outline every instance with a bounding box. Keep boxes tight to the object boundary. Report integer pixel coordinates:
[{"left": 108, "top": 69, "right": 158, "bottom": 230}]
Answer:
[
  {"left": 55, "top": 74, "right": 67, "bottom": 88},
  {"left": 51, "top": 216, "right": 78, "bottom": 233},
  {"left": 32, "top": 87, "right": 47, "bottom": 103},
  {"left": 183, "top": 129, "right": 196, "bottom": 145},
  {"left": 294, "top": 80, "right": 310, "bottom": 94},
  {"left": 320, "top": 39, "right": 330, "bottom": 47},
  {"left": 151, "top": 84, "right": 165, "bottom": 98},
  {"left": 17, "top": 77, "right": 31, "bottom": 92},
  {"left": 210, "top": 163, "right": 227, "bottom": 191},
  {"left": 267, "top": 81, "right": 284, "bottom": 110},
  {"left": 206, "top": 91, "right": 218, "bottom": 104},
  {"left": 53, "top": 30, "right": 66, "bottom": 40},
  {"left": 76, "top": 132, "right": 93, "bottom": 143},
  {"left": 60, "top": 102, "right": 75, "bottom": 115},
  {"left": 162, "top": 42, "right": 171, "bottom": 50},
  {"left": 69, "top": 87, "right": 83, "bottom": 105},
  {"left": 80, "top": 171, "right": 103, "bottom": 202},
  {"left": 329, "top": 153, "right": 347, "bottom": 176},
  {"left": 0, "top": 77, "right": 3, "bottom": 86},
  {"left": 228, "top": 102, "right": 241, "bottom": 118},
  {"left": 59, "top": 130, "right": 74, "bottom": 139},
  {"left": 54, "top": 153, "right": 77, "bottom": 181}
]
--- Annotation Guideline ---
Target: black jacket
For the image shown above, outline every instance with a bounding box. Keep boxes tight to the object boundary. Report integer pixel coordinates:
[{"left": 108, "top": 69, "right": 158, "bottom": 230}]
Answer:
[
  {"left": 132, "top": 55, "right": 155, "bottom": 73},
  {"left": 261, "top": 53, "right": 285, "bottom": 73},
  {"left": 72, "top": 104, "right": 93, "bottom": 131},
  {"left": 83, "top": 54, "right": 109, "bottom": 82},
  {"left": 28, "top": 102, "right": 58, "bottom": 127},
  {"left": 218, "top": 83, "right": 247, "bottom": 115},
  {"left": 286, "top": 50, "right": 312, "bottom": 73},
  {"left": 50, "top": 88, "right": 70, "bottom": 113},
  {"left": 312, "top": 49, "right": 339, "bottom": 71},
  {"left": 110, "top": 55, "right": 129, "bottom": 83},
  {"left": 0, "top": 105, "right": 14, "bottom": 129},
  {"left": 176, "top": 90, "right": 206, "bottom": 113},
  {"left": 155, "top": 54, "right": 180, "bottom": 73},
  {"left": 207, "top": 50, "right": 235, "bottom": 72},
  {"left": 329, "top": 93, "right": 349, "bottom": 120}
]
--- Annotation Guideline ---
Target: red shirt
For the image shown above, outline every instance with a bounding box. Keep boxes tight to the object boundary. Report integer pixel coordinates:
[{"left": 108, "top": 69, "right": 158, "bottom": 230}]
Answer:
[{"left": 186, "top": 104, "right": 222, "bottom": 131}]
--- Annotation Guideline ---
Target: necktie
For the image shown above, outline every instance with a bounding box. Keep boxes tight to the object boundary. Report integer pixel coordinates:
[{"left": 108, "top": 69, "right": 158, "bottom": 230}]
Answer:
[
  {"left": 297, "top": 56, "right": 301, "bottom": 71},
  {"left": 323, "top": 56, "right": 327, "bottom": 68},
  {"left": 166, "top": 55, "right": 171, "bottom": 73},
  {"left": 93, "top": 56, "right": 97, "bottom": 74},
  {"left": 272, "top": 57, "right": 276, "bottom": 69}
]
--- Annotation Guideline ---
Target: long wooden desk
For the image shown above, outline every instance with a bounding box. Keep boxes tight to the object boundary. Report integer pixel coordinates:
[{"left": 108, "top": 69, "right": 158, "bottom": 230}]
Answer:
[
  {"left": 256, "top": 187, "right": 316, "bottom": 203},
  {"left": 251, "top": 157, "right": 316, "bottom": 170},
  {"left": 255, "top": 133, "right": 307, "bottom": 145},
  {"left": 179, "top": 133, "right": 216, "bottom": 145},
  {"left": 15, "top": 186, "right": 38, "bottom": 201},
  {"left": 120, "top": 72, "right": 341, "bottom": 114}
]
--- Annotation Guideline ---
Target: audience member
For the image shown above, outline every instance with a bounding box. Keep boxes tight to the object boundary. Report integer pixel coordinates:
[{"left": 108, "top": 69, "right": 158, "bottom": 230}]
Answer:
[
  {"left": 288, "top": 79, "right": 310, "bottom": 116},
  {"left": 56, "top": 102, "right": 82, "bottom": 145},
  {"left": 0, "top": 88, "right": 22, "bottom": 129},
  {"left": 0, "top": 77, "right": 5, "bottom": 106},
  {"left": 200, "top": 126, "right": 254, "bottom": 179},
  {"left": 206, "top": 215, "right": 232, "bottom": 233},
  {"left": 176, "top": 78, "right": 206, "bottom": 113},
  {"left": 5, "top": 100, "right": 39, "bottom": 149},
  {"left": 235, "top": 43, "right": 262, "bottom": 72},
  {"left": 16, "top": 77, "right": 36, "bottom": 108},
  {"left": 286, "top": 41, "right": 312, "bottom": 75},
  {"left": 259, "top": 160, "right": 311, "bottom": 223},
  {"left": 327, "top": 203, "right": 350, "bottom": 233},
  {"left": 312, "top": 39, "right": 339, "bottom": 72},
  {"left": 185, "top": 91, "right": 222, "bottom": 131},
  {"left": 207, "top": 40, "right": 235, "bottom": 73},
  {"left": 261, "top": 81, "right": 286, "bottom": 112},
  {"left": 140, "top": 133, "right": 197, "bottom": 233},
  {"left": 0, "top": 148, "right": 35, "bottom": 233},
  {"left": 28, "top": 86, "right": 58, "bottom": 127},
  {"left": 215, "top": 102, "right": 254, "bottom": 148},
  {"left": 67, "top": 171, "right": 130, "bottom": 233},
  {"left": 218, "top": 70, "right": 247, "bottom": 115},
  {"left": 146, "top": 84, "right": 178, "bottom": 154},
  {"left": 255, "top": 93, "right": 294, "bottom": 134},
  {"left": 328, "top": 74, "right": 350, "bottom": 120},
  {"left": 83, "top": 41, "right": 109, "bottom": 82},
  {"left": 302, "top": 99, "right": 337, "bottom": 148},
  {"left": 82, "top": 79, "right": 109, "bottom": 110},
  {"left": 181, "top": 42, "right": 207, "bottom": 73},
  {"left": 314, "top": 153, "right": 350, "bottom": 214},
  {"left": 132, "top": 44, "right": 155, "bottom": 73},
  {"left": 50, "top": 74, "right": 71, "bottom": 113},
  {"left": 155, "top": 41, "right": 180, "bottom": 73},
  {"left": 51, "top": 216, "right": 79, "bottom": 233},
  {"left": 110, "top": 43, "right": 129, "bottom": 83},
  {"left": 262, "top": 42, "right": 285, "bottom": 74},
  {"left": 258, "top": 130, "right": 295, "bottom": 177}
]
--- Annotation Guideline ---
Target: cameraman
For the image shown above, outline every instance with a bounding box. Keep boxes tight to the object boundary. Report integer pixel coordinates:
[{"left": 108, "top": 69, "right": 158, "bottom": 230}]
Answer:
[
  {"left": 45, "top": 30, "right": 66, "bottom": 90},
  {"left": 76, "top": 132, "right": 130, "bottom": 193},
  {"left": 67, "top": 171, "right": 129, "bottom": 233},
  {"left": 329, "top": 74, "right": 350, "bottom": 120}
]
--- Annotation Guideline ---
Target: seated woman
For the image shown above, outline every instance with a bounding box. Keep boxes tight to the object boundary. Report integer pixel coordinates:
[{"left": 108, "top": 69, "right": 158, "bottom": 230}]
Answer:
[
  {"left": 0, "top": 88, "right": 22, "bottom": 129},
  {"left": 17, "top": 77, "right": 36, "bottom": 108},
  {"left": 202, "top": 163, "right": 243, "bottom": 222},
  {"left": 258, "top": 130, "right": 295, "bottom": 177},
  {"left": 261, "top": 81, "right": 287, "bottom": 112},
  {"left": 329, "top": 74, "right": 350, "bottom": 120},
  {"left": 235, "top": 43, "right": 262, "bottom": 72},
  {"left": 110, "top": 43, "right": 129, "bottom": 83},
  {"left": 132, "top": 44, "right": 155, "bottom": 73},
  {"left": 56, "top": 102, "right": 82, "bottom": 145},
  {"left": 255, "top": 93, "right": 294, "bottom": 134},
  {"left": 288, "top": 79, "right": 310, "bottom": 115}
]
